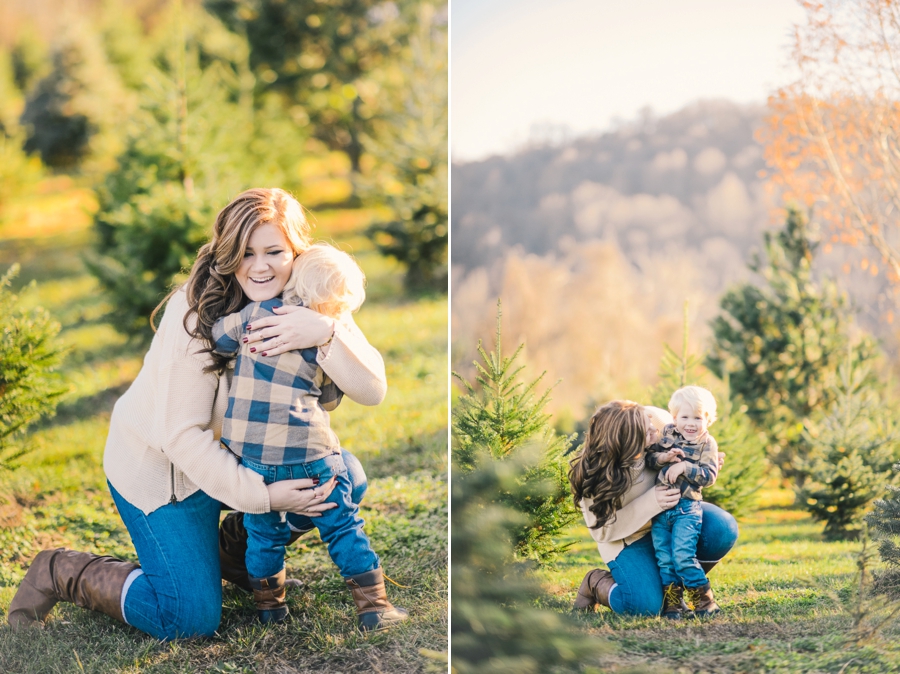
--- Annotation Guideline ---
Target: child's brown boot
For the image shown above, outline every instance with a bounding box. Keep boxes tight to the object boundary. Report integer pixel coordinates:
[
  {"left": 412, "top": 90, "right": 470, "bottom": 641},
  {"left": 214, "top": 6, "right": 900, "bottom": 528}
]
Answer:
[
  {"left": 685, "top": 582, "right": 720, "bottom": 618},
  {"left": 573, "top": 568, "right": 616, "bottom": 611},
  {"left": 249, "top": 569, "right": 289, "bottom": 624},
  {"left": 345, "top": 568, "right": 409, "bottom": 631},
  {"left": 661, "top": 583, "right": 685, "bottom": 620}
]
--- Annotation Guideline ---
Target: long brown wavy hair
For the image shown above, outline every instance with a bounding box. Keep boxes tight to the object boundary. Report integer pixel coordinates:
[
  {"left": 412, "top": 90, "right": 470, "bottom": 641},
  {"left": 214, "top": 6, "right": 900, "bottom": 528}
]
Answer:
[
  {"left": 151, "top": 188, "right": 311, "bottom": 373},
  {"left": 568, "top": 400, "right": 648, "bottom": 529}
]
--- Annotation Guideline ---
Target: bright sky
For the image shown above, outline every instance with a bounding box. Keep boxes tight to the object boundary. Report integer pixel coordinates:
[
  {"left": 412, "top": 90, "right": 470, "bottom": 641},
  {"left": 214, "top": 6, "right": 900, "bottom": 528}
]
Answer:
[{"left": 451, "top": 0, "right": 806, "bottom": 161}]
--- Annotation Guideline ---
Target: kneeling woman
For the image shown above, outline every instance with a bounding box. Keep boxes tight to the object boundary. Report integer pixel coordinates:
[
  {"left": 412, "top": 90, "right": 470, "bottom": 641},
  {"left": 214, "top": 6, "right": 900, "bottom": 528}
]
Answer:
[{"left": 568, "top": 400, "right": 738, "bottom": 615}]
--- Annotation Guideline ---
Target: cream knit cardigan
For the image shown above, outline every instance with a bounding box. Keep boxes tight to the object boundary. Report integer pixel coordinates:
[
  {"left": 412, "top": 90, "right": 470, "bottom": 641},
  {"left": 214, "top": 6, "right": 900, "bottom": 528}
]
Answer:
[
  {"left": 580, "top": 464, "right": 665, "bottom": 563},
  {"left": 103, "top": 289, "right": 387, "bottom": 515}
]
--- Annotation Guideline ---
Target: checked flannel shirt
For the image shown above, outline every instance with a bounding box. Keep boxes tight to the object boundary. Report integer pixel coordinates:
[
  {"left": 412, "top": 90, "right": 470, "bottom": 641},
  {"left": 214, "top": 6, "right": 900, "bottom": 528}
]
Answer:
[
  {"left": 645, "top": 424, "right": 718, "bottom": 501},
  {"left": 212, "top": 297, "right": 343, "bottom": 465}
]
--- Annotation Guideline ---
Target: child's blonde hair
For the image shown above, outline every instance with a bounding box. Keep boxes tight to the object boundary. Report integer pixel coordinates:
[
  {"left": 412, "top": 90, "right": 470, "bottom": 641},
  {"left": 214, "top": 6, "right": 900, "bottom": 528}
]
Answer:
[
  {"left": 644, "top": 406, "right": 673, "bottom": 433},
  {"left": 668, "top": 386, "right": 717, "bottom": 426},
  {"left": 282, "top": 243, "right": 366, "bottom": 319}
]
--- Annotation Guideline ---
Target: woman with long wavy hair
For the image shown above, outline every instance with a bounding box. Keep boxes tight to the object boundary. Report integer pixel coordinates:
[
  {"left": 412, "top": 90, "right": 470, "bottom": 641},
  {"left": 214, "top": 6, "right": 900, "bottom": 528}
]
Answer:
[
  {"left": 568, "top": 400, "right": 738, "bottom": 616},
  {"left": 7, "top": 188, "right": 386, "bottom": 639}
]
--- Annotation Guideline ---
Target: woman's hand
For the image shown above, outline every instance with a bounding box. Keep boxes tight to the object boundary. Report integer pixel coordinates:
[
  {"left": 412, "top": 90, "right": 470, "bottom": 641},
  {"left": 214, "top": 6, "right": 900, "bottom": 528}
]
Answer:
[
  {"left": 266, "top": 476, "right": 337, "bottom": 515},
  {"left": 654, "top": 484, "right": 681, "bottom": 510},
  {"left": 718, "top": 451, "right": 726, "bottom": 472},
  {"left": 245, "top": 305, "right": 335, "bottom": 357}
]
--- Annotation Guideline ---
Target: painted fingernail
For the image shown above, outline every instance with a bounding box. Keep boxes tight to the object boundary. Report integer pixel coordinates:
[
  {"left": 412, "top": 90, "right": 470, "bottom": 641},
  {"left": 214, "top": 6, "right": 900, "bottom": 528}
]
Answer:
[
  {"left": 250, "top": 347, "right": 256, "bottom": 353},
  {"left": 273, "top": 305, "right": 282, "bottom": 309},
  {"left": 246, "top": 324, "right": 252, "bottom": 330},
  {"left": 261, "top": 352, "right": 268, "bottom": 357},
  {"left": 242, "top": 337, "right": 248, "bottom": 343},
  {"left": 312, "top": 478, "right": 320, "bottom": 485}
]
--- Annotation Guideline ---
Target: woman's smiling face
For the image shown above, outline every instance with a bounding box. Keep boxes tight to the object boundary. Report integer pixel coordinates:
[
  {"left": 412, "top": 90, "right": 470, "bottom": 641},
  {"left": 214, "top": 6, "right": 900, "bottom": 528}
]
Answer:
[{"left": 235, "top": 223, "right": 295, "bottom": 302}]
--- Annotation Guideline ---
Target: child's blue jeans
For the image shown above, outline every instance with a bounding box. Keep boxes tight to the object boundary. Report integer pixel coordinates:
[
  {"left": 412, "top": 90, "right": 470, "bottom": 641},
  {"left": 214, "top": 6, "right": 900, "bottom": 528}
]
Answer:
[
  {"left": 650, "top": 497, "right": 708, "bottom": 588},
  {"left": 241, "top": 453, "right": 379, "bottom": 579}
]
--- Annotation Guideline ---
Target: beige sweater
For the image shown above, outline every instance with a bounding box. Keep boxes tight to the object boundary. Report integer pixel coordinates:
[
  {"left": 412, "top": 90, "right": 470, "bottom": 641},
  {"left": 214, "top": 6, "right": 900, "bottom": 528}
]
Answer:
[
  {"left": 580, "top": 464, "right": 665, "bottom": 563},
  {"left": 103, "top": 289, "right": 387, "bottom": 515}
]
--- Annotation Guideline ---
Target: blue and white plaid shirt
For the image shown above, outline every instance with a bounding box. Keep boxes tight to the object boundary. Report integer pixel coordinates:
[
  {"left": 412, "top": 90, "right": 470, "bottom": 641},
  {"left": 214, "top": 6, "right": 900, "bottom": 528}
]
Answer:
[{"left": 212, "top": 298, "right": 343, "bottom": 465}]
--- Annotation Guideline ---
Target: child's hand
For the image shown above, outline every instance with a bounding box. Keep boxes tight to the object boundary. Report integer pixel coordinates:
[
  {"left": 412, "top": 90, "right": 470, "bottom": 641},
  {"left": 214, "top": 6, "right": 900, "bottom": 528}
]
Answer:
[
  {"left": 658, "top": 448, "right": 685, "bottom": 464},
  {"left": 662, "top": 461, "right": 688, "bottom": 484}
]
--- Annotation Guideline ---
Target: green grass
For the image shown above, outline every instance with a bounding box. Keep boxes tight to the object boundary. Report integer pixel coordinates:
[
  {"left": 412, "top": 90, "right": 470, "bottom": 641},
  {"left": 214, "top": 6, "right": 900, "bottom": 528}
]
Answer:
[
  {"left": 0, "top": 183, "right": 448, "bottom": 673},
  {"left": 535, "top": 500, "right": 900, "bottom": 673}
]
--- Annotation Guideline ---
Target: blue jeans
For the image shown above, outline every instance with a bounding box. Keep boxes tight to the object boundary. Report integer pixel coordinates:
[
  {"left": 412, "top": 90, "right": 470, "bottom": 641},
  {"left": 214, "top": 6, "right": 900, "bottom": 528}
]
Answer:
[
  {"left": 606, "top": 502, "right": 738, "bottom": 616},
  {"left": 109, "top": 449, "right": 367, "bottom": 640},
  {"left": 241, "top": 453, "right": 379, "bottom": 580},
  {"left": 650, "top": 497, "right": 707, "bottom": 588}
]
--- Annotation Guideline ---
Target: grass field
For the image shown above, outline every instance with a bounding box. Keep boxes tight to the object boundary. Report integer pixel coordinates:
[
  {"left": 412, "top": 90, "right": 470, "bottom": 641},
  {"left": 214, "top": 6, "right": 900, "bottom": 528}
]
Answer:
[
  {"left": 0, "top": 180, "right": 448, "bottom": 673},
  {"left": 536, "top": 484, "right": 900, "bottom": 674}
]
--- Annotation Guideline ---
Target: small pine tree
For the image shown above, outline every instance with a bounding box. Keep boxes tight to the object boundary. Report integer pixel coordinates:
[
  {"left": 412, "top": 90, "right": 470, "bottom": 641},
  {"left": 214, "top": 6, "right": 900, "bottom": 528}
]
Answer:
[
  {"left": 86, "top": 6, "right": 302, "bottom": 340},
  {"left": 0, "top": 266, "right": 68, "bottom": 469},
  {"left": 0, "top": 52, "right": 43, "bottom": 222},
  {"left": 707, "top": 207, "right": 879, "bottom": 486},
  {"left": 649, "top": 305, "right": 766, "bottom": 518},
  {"left": 451, "top": 447, "right": 610, "bottom": 673},
  {"left": 20, "top": 18, "right": 130, "bottom": 171},
  {"left": 867, "top": 471, "right": 900, "bottom": 572},
  {"left": 361, "top": 3, "right": 447, "bottom": 292},
  {"left": 797, "top": 358, "right": 900, "bottom": 541},
  {"left": 453, "top": 302, "right": 576, "bottom": 562}
]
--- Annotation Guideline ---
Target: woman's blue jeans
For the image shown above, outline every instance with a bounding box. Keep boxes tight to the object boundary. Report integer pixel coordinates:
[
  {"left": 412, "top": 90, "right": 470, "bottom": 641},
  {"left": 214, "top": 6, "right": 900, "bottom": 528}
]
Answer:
[
  {"left": 108, "top": 449, "right": 367, "bottom": 640},
  {"left": 606, "top": 502, "right": 738, "bottom": 616}
]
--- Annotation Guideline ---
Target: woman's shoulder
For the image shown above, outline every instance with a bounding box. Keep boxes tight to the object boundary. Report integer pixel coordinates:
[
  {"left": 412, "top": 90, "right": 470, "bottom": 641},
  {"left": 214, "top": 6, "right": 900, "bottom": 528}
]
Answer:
[{"left": 153, "top": 289, "right": 210, "bottom": 364}]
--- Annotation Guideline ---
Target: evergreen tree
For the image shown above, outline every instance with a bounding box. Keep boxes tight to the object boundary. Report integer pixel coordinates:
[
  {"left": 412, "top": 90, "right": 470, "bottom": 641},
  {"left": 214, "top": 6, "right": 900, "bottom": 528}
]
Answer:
[
  {"left": 797, "top": 358, "right": 900, "bottom": 540},
  {"left": 20, "top": 18, "right": 131, "bottom": 171},
  {"left": 706, "top": 207, "right": 878, "bottom": 485},
  {"left": 205, "top": 0, "right": 420, "bottom": 172},
  {"left": 9, "top": 25, "right": 48, "bottom": 95},
  {"left": 649, "top": 308, "right": 766, "bottom": 518},
  {"left": 360, "top": 3, "right": 447, "bottom": 292},
  {"left": 86, "top": 6, "right": 303, "bottom": 341},
  {"left": 451, "top": 447, "right": 609, "bottom": 673},
  {"left": 0, "top": 52, "right": 43, "bottom": 222},
  {"left": 0, "top": 266, "right": 67, "bottom": 470},
  {"left": 453, "top": 302, "right": 575, "bottom": 562}
]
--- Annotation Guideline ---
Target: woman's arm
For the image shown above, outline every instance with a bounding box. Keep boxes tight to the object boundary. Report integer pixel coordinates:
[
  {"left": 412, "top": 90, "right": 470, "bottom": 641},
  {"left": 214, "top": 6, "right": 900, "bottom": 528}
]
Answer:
[
  {"left": 583, "top": 484, "right": 679, "bottom": 543},
  {"left": 242, "top": 305, "right": 387, "bottom": 405}
]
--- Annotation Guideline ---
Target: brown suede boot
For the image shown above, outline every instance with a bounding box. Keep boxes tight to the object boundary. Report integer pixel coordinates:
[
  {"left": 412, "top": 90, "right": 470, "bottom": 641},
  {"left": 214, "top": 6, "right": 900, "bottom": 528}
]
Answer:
[
  {"left": 661, "top": 583, "right": 686, "bottom": 620},
  {"left": 685, "top": 582, "right": 721, "bottom": 618},
  {"left": 345, "top": 568, "right": 409, "bottom": 632},
  {"left": 572, "top": 568, "right": 616, "bottom": 611},
  {"left": 249, "top": 569, "right": 289, "bottom": 624},
  {"left": 7, "top": 548, "right": 139, "bottom": 628},
  {"left": 219, "top": 512, "right": 306, "bottom": 592}
]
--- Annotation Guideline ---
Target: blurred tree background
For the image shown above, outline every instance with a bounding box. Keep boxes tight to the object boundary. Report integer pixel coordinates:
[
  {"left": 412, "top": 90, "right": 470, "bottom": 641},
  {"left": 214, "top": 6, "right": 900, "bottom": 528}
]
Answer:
[{"left": 1, "top": 0, "right": 447, "bottom": 342}]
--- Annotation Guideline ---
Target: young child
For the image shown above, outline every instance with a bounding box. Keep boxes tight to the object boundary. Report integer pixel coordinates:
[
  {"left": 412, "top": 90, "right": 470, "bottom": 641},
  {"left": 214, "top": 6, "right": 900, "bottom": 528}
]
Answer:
[
  {"left": 646, "top": 385, "right": 720, "bottom": 619},
  {"left": 212, "top": 243, "right": 408, "bottom": 631}
]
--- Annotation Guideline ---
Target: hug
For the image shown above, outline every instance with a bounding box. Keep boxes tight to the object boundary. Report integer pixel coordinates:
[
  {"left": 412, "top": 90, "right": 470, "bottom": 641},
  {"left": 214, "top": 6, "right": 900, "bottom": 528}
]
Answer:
[{"left": 569, "top": 391, "right": 739, "bottom": 618}]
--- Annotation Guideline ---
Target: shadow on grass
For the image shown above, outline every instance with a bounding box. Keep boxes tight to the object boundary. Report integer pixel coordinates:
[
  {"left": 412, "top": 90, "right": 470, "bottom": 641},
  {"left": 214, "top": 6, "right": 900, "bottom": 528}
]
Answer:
[
  {"left": 35, "top": 382, "right": 132, "bottom": 430},
  {"left": 359, "top": 427, "right": 448, "bottom": 480}
]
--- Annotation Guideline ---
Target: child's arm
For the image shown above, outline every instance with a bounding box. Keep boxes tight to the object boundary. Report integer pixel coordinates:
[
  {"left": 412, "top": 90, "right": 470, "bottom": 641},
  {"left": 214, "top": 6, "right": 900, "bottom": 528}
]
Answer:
[
  {"left": 212, "top": 304, "right": 257, "bottom": 357},
  {"left": 662, "top": 437, "right": 719, "bottom": 487},
  {"left": 319, "top": 373, "right": 344, "bottom": 411},
  {"left": 646, "top": 447, "right": 684, "bottom": 469}
]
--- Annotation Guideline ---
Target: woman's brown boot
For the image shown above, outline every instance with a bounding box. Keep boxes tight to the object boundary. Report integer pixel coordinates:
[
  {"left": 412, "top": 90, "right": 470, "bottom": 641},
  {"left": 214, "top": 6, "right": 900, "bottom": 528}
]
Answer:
[
  {"left": 249, "top": 569, "right": 289, "bottom": 624},
  {"left": 661, "top": 583, "right": 685, "bottom": 620},
  {"left": 345, "top": 568, "right": 409, "bottom": 632},
  {"left": 219, "top": 512, "right": 306, "bottom": 592},
  {"left": 572, "top": 568, "right": 616, "bottom": 611},
  {"left": 685, "top": 582, "right": 720, "bottom": 618},
  {"left": 7, "top": 548, "right": 139, "bottom": 628}
]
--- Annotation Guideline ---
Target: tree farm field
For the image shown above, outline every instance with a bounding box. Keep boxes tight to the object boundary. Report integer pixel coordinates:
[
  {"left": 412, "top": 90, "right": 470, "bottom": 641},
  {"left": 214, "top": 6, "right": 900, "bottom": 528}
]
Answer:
[
  {"left": 539, "top": 482, "right": 900, "bottom": 674},
  {"left": 0, "top": 180, "right": 448, "bottom": 674}
]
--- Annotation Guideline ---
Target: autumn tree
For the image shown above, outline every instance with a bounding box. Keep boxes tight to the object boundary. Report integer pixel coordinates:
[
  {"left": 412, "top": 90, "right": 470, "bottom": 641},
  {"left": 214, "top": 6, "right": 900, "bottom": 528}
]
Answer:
[{"left": 762, "top": 0, "right": 900, "bottom": 284}]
